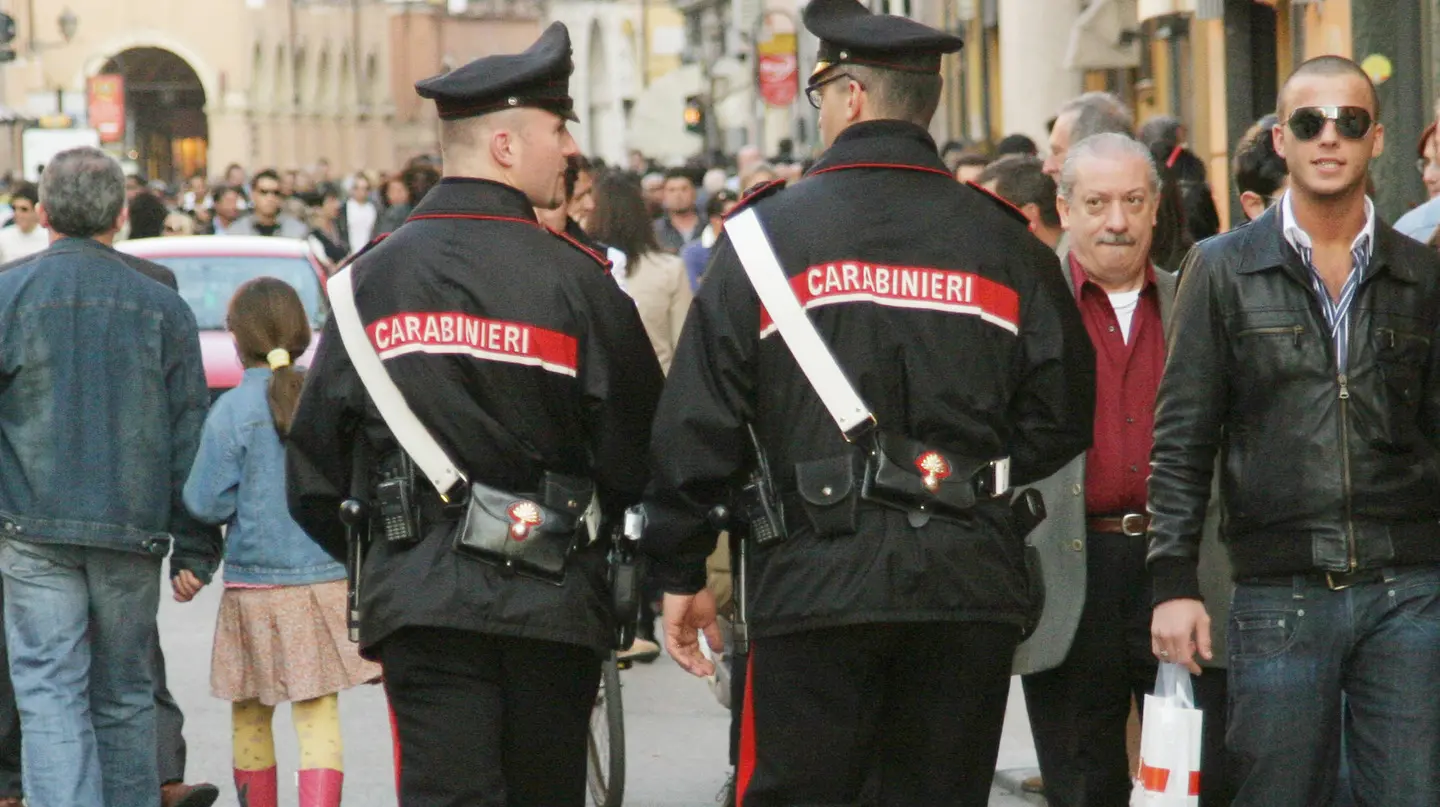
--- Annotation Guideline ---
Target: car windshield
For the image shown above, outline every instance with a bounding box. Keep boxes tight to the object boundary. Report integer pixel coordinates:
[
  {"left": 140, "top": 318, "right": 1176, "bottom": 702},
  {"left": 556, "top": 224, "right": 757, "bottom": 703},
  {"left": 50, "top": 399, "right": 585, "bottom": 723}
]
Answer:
[{"left": 145, "top": 255, "right": 327, "bottom": 330}]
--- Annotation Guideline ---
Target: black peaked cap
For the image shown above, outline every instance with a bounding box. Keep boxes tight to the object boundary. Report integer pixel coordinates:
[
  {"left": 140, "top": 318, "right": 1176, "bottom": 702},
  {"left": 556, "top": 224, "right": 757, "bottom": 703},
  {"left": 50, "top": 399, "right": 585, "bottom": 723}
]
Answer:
[
  {"left": 803, "top": 0, "right": 963, "bottom": 79},
  {"left": 415, "top": 22, "right": 578, "bottom": 122}
]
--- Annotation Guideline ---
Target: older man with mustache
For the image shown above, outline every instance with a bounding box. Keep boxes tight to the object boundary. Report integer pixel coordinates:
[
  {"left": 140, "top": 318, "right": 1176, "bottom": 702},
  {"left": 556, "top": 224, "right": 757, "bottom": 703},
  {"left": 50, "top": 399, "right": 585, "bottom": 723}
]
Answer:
[{"left": 1020, "top": 132, "right": 1176, "bottom": 807}]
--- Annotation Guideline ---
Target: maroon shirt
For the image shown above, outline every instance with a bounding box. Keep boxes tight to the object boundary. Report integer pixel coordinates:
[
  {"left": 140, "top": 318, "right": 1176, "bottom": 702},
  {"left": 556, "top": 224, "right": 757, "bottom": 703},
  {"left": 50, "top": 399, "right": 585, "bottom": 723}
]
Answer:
[{"left": 1068, "top": 253, "right": 1165, "bottom": 514}]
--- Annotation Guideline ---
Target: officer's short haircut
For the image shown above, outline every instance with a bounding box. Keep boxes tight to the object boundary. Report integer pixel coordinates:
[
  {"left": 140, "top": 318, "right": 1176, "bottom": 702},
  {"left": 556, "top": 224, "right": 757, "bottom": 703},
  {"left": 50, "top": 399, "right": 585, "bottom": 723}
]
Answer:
[
  {"left": 1279, "top": 55, "right": 1380, "bottom": 118},
  {"left": 977, "top": 156, "right": 1060, "bottom": 229},
  {"left": 1058, "top": 132, "right": 1161, "bottom": 203},
  {"left": 1060, "top": 92, "right": 1134, "bottom": 144},
  {"left": 849, "top": 64, "right": 943, "bottom": 126},
  {"left": 1232, "top": 114, "right": 1288, "bottom": 200},
  {"left": 10, "top": 182, "right": 37, "bottom": 207}
]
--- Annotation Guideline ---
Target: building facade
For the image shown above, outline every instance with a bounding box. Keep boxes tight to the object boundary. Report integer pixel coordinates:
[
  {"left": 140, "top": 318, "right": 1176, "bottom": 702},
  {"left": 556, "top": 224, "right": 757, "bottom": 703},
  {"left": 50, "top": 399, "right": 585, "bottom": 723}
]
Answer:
[{"left": 3, "top": 0, "right": 548, "bottom": 184}]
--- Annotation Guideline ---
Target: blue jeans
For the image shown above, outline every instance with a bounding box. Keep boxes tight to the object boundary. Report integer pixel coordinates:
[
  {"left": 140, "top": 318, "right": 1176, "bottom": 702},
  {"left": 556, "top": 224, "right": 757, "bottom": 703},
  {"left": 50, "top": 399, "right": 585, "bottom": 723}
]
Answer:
[
  {"left": 0, "top": 538, "right": 162, "bottom": 807},
  {"left": 1227, "top": 566, "right": 1440, "bottom": 807}
]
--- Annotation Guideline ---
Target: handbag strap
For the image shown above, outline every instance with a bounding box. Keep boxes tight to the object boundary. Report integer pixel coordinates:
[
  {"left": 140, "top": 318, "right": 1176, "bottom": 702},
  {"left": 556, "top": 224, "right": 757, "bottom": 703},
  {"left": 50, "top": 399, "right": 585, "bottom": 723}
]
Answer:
[
  {"left": 723, "top": 207, "right": 876, "bottom": 442},
  {"left": 327, "top": 267, "right": 466, "bottom": 500}
]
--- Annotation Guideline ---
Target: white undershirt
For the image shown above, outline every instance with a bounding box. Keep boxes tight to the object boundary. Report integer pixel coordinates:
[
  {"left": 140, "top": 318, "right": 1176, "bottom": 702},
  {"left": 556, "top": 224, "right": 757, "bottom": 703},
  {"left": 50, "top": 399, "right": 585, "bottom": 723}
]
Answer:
[{"left": 1108, "top": 289, "right": 1142, "bottom": 344}]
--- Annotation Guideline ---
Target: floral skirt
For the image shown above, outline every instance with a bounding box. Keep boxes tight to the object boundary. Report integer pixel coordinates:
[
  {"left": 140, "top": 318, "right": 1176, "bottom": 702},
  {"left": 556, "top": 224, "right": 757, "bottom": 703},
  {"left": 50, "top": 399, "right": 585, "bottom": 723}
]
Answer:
[{"left": 210, "top": 579, "right": 381, "bottom": 705}]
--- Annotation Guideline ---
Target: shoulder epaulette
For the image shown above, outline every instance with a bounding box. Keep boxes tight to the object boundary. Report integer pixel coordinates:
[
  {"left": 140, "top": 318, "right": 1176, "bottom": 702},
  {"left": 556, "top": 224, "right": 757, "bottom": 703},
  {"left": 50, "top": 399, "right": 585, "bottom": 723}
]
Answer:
[
  {"left": 965, "top": 180, "right": 1031, "bottom": 228},
  {"left": 337, "top": 232, "right": 391, "bottom": 271},
  {"left": 552, "top": 227, "right": 613, "bottom": 271},
  {"left": 725, "top": 179, "right": 788, "bottom": 219}
]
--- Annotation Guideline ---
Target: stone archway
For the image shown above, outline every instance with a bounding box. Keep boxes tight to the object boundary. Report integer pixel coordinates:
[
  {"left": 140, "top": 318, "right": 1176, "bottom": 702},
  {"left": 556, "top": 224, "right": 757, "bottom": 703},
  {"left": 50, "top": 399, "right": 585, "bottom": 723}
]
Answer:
[{"left": 98, "top": 47, "right": 208, "bottom": 183}]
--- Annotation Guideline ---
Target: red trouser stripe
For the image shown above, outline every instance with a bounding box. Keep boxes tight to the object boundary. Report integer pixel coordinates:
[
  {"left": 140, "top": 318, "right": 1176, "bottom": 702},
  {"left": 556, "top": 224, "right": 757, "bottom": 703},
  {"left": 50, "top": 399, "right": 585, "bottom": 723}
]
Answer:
[
  {"left": 389, "top": 694, "right": 402, "bottom": 799},
  {"left": 737, "top": 650, "right": 757, "bottom": 807}
]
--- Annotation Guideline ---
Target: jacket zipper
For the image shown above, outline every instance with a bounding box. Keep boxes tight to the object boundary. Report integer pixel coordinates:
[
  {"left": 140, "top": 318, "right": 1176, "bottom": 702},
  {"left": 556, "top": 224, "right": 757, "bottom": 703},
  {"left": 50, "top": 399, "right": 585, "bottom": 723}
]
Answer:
[{"left": 1338, "top": 373, "right": 1357, "bottom": 571}]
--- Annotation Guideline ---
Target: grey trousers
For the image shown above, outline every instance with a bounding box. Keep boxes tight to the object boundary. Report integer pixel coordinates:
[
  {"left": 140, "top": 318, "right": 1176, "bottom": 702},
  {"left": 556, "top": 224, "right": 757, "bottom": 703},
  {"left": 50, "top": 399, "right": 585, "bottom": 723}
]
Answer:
[{"left": 0, "top": 584, "right": 188, "bottom": 797}]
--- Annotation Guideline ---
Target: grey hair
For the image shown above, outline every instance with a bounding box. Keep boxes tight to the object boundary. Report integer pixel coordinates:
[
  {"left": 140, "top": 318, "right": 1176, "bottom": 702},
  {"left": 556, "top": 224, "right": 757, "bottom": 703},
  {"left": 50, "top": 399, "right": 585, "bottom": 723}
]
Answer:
[
  {"left": 1059, "top": 91, "right": 1134, "bottom": 144},
  {"left": 38, "top": 147, "right": 125, "bottom": 238},
  {"left": 1057, "top": 132, "right": 1162, "bottom": 202}
]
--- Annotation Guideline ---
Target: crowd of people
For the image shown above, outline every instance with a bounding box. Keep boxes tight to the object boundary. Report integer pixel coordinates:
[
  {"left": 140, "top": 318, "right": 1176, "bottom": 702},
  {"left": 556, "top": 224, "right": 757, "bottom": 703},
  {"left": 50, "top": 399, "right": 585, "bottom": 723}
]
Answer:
[{"left": 6, "top": 3, "right": 1440, "bottom": 806}]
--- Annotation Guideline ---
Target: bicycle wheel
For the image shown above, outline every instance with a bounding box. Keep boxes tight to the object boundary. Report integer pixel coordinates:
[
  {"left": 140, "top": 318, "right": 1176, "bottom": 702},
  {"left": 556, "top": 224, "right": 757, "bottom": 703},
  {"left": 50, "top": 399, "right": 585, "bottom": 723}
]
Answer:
[{"left": 587, "top": 653, "right": 626, "bottom": 806}]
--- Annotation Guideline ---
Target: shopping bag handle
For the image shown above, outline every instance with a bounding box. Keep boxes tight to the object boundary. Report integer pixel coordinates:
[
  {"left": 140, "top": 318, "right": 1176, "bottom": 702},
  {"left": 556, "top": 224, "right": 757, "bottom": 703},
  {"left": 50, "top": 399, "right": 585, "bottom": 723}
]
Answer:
[{"left": 1154, "top": 662, "right": 1195, "bottom": 710}]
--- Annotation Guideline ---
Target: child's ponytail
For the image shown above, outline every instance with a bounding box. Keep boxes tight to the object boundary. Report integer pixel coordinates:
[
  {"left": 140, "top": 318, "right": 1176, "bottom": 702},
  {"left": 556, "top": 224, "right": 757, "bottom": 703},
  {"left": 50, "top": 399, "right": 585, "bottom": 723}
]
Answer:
[{"left": 227, "top": 278, "right": 313, "bottom": 438}]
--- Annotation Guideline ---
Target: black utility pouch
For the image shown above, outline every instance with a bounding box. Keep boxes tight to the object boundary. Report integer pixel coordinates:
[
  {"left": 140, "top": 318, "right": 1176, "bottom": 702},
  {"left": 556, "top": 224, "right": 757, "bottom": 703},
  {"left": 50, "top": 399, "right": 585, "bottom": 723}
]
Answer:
[
  {"left": 452, "top": 473, "right": 594, "bottom": 585},
  {"left": 861, "top": 430, "right": 990, "bottom": 517},
  {"left": 795, "top": 455, "right": 858, "bottom": 538}
]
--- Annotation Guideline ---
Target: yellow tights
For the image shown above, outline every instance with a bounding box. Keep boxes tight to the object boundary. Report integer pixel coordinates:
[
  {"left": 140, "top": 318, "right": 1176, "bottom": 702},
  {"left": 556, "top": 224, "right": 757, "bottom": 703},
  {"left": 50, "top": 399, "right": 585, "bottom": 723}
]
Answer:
[{"left": 233, "top": 694, "right": 344, "bottom": 771}]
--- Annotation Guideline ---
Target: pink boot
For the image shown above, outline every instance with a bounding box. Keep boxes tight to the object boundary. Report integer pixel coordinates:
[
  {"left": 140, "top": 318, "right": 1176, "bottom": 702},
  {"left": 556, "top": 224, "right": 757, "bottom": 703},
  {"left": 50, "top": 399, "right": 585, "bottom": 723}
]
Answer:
[
  {"left": 234, "top": 767, "right": 278, "bottom": 807},
  {"left": 299, "top": 768, "right": 344, "bottom": 807}
]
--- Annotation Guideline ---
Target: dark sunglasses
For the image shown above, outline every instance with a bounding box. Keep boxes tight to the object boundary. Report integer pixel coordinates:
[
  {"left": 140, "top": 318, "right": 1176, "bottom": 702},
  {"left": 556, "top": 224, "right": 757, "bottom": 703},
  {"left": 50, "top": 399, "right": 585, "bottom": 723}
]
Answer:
[
  {"left": 806, "top": 72, "right": 864, "bottom": 110},
  {"left": 1286, "top": 106, "right": 1374, "bottom": 141}
]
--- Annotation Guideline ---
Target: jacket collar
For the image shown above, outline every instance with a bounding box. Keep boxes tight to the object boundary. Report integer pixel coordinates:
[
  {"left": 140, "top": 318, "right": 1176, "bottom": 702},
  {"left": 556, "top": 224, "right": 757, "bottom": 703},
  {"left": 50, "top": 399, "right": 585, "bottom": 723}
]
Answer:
[
  {"left": 1239, "top": 203, "right": 1413, "bottom": 284},
  {"left": 805, "top": 120, "right": 953, "bottom": 180},
  {"left": 409, "top": 177, "right": 540, "bottom": 223}
]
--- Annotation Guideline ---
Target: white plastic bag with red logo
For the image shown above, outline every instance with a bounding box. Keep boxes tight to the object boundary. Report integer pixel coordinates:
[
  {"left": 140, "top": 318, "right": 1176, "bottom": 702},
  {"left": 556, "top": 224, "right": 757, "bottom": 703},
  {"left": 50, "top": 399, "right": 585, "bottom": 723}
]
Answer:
[{"left": 1131, "top": 662, "right": 1203, "bottom": 807}]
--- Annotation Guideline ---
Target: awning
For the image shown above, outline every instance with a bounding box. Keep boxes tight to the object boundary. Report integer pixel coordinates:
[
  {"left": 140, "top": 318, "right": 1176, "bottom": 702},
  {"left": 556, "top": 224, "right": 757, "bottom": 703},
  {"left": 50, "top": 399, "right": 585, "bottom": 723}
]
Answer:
[{"left": 1065, "top": 0, "right": 1141, "bottom": 71}]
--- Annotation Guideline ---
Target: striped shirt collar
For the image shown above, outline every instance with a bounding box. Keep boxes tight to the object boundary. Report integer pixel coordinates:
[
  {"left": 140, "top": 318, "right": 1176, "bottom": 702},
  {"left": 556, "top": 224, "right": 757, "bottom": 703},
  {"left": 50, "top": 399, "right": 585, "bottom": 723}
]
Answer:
[{"left": 1278, "top": 189, "right": 1376, "bottom": 259}]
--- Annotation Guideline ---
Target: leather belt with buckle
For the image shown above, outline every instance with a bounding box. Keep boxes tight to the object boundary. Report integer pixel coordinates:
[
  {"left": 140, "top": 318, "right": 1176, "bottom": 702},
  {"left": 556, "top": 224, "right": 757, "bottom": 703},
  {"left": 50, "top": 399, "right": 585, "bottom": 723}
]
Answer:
[
  {"left": 1241, "top": 566, "right": 1418, "bottom": 591},
  {"left": 1087, "top": 513, "right": 1151, "bottom": 537}
]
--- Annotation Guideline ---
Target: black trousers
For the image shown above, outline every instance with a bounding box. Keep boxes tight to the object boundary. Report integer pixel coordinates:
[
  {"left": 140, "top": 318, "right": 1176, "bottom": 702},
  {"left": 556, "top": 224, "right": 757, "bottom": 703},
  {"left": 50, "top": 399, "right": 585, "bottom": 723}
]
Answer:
[
  {"left": 739, "top": 621, "right": 1020, "bottom": 807},
  {"left": 1022, "top": 531, "right": 1158, "bottom": 807},
  {"left": 378, "top": 626, "right": 601, "bottom": 807}
]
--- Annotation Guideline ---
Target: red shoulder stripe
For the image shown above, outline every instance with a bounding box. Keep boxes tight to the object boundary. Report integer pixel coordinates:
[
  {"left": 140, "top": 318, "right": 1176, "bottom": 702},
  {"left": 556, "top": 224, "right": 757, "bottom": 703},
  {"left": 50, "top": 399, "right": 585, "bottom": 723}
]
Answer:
[
  {"left": 552, "top": 228, "right": 612, "bottom": 270},
  {"left": 724, "top": 179, "right": 788, "bottom": 220},
  {"left": 806, "top": 162, "right": 956, "bottom": 181},
  {"left": 964, "top": 180, "right": 1032, "bottom": 228}
]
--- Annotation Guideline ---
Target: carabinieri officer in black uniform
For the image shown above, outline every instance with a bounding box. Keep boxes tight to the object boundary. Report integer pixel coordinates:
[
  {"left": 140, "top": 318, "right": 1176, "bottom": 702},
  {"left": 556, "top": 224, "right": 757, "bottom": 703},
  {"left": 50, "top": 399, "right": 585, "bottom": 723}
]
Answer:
[
  {"left": 285, "top": 23, "right": 663, "bottom": 806},
  {"left": 644, "top": 1, "right": 1095, "bottom": 804}
]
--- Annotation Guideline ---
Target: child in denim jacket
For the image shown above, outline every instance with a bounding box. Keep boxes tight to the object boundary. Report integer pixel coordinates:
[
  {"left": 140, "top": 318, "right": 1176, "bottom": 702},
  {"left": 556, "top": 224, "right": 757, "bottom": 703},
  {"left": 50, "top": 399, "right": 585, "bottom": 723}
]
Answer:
[{"left": 180, "top": 277, "right": 378, "bottom": 807}]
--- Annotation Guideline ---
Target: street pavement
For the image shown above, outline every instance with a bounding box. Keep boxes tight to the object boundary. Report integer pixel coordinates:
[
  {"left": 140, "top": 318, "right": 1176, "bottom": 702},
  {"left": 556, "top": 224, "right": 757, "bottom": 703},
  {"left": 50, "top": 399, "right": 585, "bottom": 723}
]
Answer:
[{"left": 159, "top": 573, "right": 1041, "bottom": 806}]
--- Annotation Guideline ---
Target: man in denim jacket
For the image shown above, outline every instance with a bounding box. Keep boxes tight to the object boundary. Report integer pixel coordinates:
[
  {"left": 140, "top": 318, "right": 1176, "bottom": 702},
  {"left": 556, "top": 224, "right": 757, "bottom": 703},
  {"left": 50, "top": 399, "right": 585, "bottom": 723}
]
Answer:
[{"left": 0, "top": 147, "right": 220, "bottom": 807}]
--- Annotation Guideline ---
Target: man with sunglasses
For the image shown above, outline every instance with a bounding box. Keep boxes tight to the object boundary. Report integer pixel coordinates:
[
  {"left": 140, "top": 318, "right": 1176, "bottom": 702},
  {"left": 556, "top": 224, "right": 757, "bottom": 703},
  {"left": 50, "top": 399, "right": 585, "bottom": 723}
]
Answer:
[
  {"left": 1149, "top": 55, "right": 1440, "bottom": 806},
  {"left": 644, "top": 0, "right": 1094, "bottom": 804},
  {"left": 228, "top": 169, "right": 308, "bottom": 239},
  {"left": 0, "top": 184, "right": 48, "bottom": 263}
]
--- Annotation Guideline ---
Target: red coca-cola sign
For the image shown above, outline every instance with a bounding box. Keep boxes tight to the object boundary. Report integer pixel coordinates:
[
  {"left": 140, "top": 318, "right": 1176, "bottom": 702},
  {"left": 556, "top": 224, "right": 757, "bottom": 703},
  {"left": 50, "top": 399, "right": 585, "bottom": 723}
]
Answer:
[{"left": 756, "top": 16, "right": 798, "bottom": 108}]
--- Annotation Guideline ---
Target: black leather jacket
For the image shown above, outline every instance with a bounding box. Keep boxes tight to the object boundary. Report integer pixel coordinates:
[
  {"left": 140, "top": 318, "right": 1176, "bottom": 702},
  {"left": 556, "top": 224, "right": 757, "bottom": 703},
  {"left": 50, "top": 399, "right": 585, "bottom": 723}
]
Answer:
[{"left": 1148, "top": 206, "right": 1440, "bottom": 603}]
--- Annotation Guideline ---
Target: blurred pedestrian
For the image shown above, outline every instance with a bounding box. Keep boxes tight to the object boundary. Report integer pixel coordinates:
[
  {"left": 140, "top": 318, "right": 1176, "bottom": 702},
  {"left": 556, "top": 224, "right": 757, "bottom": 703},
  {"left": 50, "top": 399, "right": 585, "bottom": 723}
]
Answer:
[
  {"left": 229, "top": 170, "right": 308, "bottom": 238},
  {"left": 338, "top": 172, "right": 378, "bottom": 254},
  {"left": 209, "top": 186, "right": 244, "bottom": 235},
  {"left": 0, "top": 146, "right": 220, "bottom": 807},
  {"left": 653, "top": 167, "right": 704, "bottom": 253},
  {"left": 681, "top": 188, "right": 739, "bottom": 290},
  {"left": 1418, "top": 122, "right": 1440, "bottom": 200},
  {"left": 740, "top": 163, "right": 778, "bottom": 194},
  {"left": 0, "top": 183, "right": 47, "bottom": 262},
  {"left": 976, "top": 155, "right": 1063, "bottom": 250},
  {"left": 1232, "top": 114, "right": 1287, "bottom": 223},
  {"left": 952, "top": 152, "right": 990, "bottom": 183},
  {"left": 163, "top": 212, "right": 196, "bottom": 237},
  {"left": 182, "top": 278, "right": 379, "bottom": 807},
  {"left": 591, "top": 172, "right": 694, "bottom": 375},
  {"left": 641, "top": 171, "right": 665, "bottom": 218},
  {"left": 308, "top": 187, "right": 348, "bottom": 267},
  {"left": 996, "top": 133, "right": 1039, "bottom": 158},
  {"left": 128, "top": 192, "right": 170, "bottom": 240},
  {"left": 1045, "top": 92, "right": 1133, "bottom": 178}
]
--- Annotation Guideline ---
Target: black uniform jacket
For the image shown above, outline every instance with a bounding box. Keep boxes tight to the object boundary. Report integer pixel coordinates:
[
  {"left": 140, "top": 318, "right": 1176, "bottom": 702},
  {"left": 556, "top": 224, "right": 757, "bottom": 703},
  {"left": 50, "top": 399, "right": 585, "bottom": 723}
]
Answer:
[
  {"left": 286, "top": 178, "right": 664, "bottom": 655},
  {"left": 643, "top": 120, "right": 1095, "bottom": 637}
]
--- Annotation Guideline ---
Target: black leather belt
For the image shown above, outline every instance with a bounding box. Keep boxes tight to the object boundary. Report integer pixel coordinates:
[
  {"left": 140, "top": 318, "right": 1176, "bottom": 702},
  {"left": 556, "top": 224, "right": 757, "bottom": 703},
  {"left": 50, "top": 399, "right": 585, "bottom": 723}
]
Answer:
[
  {"left": 1241, "top": 565, "right": 1423, "bottom": 591},
  {"left": 1087, "top": 513, "right": 1150, "bottom": 537}
]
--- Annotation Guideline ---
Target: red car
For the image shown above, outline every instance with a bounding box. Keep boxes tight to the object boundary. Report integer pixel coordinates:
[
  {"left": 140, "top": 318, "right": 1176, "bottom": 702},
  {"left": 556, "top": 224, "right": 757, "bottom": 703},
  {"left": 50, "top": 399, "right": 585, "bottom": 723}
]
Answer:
[{"left": 118, "top": 236, "right": 329, "bottom": 397}]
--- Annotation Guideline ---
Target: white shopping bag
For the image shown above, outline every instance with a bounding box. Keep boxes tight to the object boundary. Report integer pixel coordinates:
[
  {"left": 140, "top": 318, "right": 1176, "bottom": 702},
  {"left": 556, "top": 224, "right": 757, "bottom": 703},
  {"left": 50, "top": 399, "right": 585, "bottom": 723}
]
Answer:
[{"left": 1131, "top": 663, "right": 1204, "bottom": 807}]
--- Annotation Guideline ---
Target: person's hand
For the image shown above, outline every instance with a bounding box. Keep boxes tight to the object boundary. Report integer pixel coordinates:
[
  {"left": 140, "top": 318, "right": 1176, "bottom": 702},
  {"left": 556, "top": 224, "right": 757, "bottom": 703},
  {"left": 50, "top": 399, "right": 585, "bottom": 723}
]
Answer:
[
  {"left": 171, "top": 569, "right": 205, "bottom": 603},
  {"left": 663, "top": 588, "right": 724, "bottom": 678},
  {"left": 1151, "top": 598, "right": 1213, "bottom": 674}
]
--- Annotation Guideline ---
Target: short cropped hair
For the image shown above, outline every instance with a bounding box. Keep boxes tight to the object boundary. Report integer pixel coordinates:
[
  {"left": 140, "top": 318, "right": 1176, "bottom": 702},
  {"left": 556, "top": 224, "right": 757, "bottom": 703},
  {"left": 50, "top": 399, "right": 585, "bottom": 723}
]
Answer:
[
  {"left": 1232, "top": 114, "right": 1288, "bottom": 200},
  {"left": 37, "top": 147, "right": 126, "bottom": 238},
  {"left": 977, "top": 155, "right": 1060, "bottom": 229},
  {"left": 1279, "top": 55, "right": 1380, "bottom": 118},
  {"left": 849, "top": 64, "right": 943, "bottom": 126}
]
